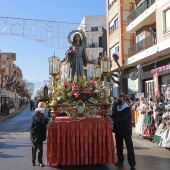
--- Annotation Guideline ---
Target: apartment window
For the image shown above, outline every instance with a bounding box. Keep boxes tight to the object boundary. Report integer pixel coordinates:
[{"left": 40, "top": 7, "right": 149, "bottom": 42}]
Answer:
[
  {"left": 115, "top": 46, "right": 119, "bottom": 55},
  {"left": 163, "top": 8, "right": 170, "bottom": 34},
  {"left": 109, "top": 15, "right": 118, "bottom": 34},
  {"left": 91, "top": 27, "right": 98, "bottom": 31},
  {"left": 110, "top": 43, "right": 119, "bottom": 59},
  {"left": 136, "top": 32, "right": 145, "bottom": 51},
  {"left": 109, "top": 0, "right": 114, "bottom": 9},
  {"left": 114, "top": 18, "right": 118, "bottom": 29}
]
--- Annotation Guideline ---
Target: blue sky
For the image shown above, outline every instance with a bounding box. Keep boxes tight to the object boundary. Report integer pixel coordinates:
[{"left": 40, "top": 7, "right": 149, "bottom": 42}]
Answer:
[{"left": 0, "top": 0, "right": 106, "bottom": 82}]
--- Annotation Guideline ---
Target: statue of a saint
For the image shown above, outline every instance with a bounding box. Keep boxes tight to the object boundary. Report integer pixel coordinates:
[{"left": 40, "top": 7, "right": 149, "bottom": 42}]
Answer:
[
  {"left": 66, "top": 33, "right": 88, "bottom": 80},
  {"left": 44, "top": 85, "right": 48, "bottom": 96}
]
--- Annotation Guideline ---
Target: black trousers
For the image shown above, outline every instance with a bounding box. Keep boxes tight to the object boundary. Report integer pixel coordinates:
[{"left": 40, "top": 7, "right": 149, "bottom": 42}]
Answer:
[
  {"left": 115, "top": 133, "right": 136, "bottom": 167},
  {"left": 32, "top": 141, "right": 43, "bottom": 163},
  {"left": 30, "top": 105, "right": 33, "bottom": 111}
]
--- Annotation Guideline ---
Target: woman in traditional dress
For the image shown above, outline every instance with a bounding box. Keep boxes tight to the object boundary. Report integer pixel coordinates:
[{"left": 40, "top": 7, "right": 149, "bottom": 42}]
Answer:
[
  {"left": 135, "top": 97, "right": 147, "bottom": 136},
  {"left": 141, "top": 106, "right": 154, "bottom": 139},
  {"left": 66, "top": 33, "right": 88, "bottom": 81},
  {"left": 153, "top": 105, "right": 169, "bottom": 145},
  {"left": 159, "top": 104, "right": 170, "bottom": 149}
]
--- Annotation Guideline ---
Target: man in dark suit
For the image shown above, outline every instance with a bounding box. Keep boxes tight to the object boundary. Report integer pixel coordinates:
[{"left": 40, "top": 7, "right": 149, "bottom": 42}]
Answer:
[{"left": 112, "top": 94, "right": 136, "bottom": 170}]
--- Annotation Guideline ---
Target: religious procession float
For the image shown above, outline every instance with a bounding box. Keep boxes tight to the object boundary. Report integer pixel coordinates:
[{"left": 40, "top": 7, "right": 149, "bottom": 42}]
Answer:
[
  {"left": 48, "top": 30, "right": 112, "bottom": 120},
  {"left": 46, "top": 30, "right": 115, "bottom": 167}
]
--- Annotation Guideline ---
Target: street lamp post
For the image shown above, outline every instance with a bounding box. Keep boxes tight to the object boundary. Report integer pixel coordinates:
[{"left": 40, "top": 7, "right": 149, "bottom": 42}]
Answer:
[{"left": 48, "top": 53, "right": 60, "bottom": 105}]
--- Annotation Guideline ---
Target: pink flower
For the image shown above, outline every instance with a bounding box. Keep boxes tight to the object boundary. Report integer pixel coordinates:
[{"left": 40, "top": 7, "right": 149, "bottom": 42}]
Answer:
[
  {"left": 78, "top": 84, "right": 83, "bottom": 89},
  {"left": 89, "top": 80, "right": 95, "bottom": 85},
  {"left": 69, "top": 83, "right": 73, "bottom": 87},
  {"left": 72, "top": 85, "right": 77, "bottom": 91},
  {"left": 84, "top": 88, "right": 91, "bottom": 94},
  {"left": 74, "top": 92, "right": 82, "bottom": 98},
  {"left": 71, "top": 90, "right": 75, "bottom": 95},
  {"left": 63, "top": 83, "right": 67, "bottom": 88}
]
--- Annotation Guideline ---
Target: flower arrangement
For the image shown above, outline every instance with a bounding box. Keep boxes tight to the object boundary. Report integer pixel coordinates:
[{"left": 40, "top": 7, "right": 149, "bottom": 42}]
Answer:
[{"left": 55, "top": 76, "right": 106, "bottom": 104}]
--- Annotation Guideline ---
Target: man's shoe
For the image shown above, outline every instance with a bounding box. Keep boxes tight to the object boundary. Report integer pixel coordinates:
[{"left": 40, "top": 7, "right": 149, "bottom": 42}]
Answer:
[
  {"left": 115, "top": 161, "right": 123, "bottom": 166},
  {"left": 32, "top": 160, "right": 35, "bottom": 166},
  {"left": 131, "top": 165, "right": 136, "bottom": 170},
  {"left": 39, "top": 163, "right": 44, "bottom": 167}
]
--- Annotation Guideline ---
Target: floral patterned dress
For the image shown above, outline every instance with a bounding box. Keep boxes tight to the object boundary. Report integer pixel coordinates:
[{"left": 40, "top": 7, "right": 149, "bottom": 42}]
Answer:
[
  {"left": 154, "top": 123, "right": 166, "bottom": 144},
  {"left": 159, "top": 113, "right": 170, "bottom": 148},
  {"left": 142, "top": 111, "right": 154, "bottom": 139},
  {"left": 159, "top": 127, "right": 170, "bottom": 148}
]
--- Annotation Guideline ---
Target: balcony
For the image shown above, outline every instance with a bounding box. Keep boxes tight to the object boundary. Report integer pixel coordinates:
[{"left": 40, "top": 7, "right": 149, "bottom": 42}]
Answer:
[
  {"left": 86, "top": 43, "right": 102, "bottom": 48},
  {"left": 127, "top": 0, "right": 155, "bottom": 25},
  {"left": 83, "top": 26, "right": 103, "bottom": 32},
  {"left": 128, "top": 33, "right": 156, "bottom": 57},
  {"left": 128, "top": 36, "right": 170, "bottom": 66}
]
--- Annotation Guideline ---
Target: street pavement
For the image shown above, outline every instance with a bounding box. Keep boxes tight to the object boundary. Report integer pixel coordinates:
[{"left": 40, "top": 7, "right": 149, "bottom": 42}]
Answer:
[{"left": 0, "top": 105, "right": 170, "bottom": 170}]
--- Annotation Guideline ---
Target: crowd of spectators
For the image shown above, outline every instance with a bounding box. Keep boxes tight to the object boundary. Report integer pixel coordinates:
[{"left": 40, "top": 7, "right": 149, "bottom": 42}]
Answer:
[{"left": 110, "top": 93, "right": 170, "bottom": 151}]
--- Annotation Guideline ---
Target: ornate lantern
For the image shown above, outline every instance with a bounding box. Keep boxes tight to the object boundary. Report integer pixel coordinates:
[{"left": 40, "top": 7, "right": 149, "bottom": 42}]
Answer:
[
  {"left": 100, "top": 54, "right": 111, "bottom": 103},
  {"left": 48, "top": 53, "right": 60, "bottom": 105},
  {"left": 93, "top": 64, "right": 101, "bottom": 80},
  {"left": 100, "top": 55, "right": 111, "bottom": 76},
  {"left": 48, "top": 53, "right": 60, "bottom": 76}
]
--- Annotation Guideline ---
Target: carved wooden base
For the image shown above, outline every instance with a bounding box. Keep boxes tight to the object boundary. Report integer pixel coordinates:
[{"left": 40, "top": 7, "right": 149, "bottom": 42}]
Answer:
[{"left": 49, "top": 103, "right": 111, "bottom": 120}]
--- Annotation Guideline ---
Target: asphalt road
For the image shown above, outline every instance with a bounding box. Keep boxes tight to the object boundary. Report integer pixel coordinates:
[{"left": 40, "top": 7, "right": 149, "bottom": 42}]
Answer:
[{"left": 0, "top": 105, "right": 170, "bottom": 170}]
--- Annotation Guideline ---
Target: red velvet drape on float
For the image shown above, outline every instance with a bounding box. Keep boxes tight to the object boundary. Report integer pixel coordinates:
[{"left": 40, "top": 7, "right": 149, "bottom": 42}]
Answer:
[{"left": 46, "top": 117, "right": 116, "bottom": 166}]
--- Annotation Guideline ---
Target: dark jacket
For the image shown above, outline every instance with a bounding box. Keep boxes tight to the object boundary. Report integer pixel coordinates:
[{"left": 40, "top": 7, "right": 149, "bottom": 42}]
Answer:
[
  {"left": 112, "top": 103, "right": 132, "bottom": 136},
  {"left": 157, "top": 101, "right": 167, "bottom": 116},
  {"left": 30, "top": 109, "right": 49, "bottom": 143},
  {"left": 111, "top": 101, "right": 118, "bottom": 118}
]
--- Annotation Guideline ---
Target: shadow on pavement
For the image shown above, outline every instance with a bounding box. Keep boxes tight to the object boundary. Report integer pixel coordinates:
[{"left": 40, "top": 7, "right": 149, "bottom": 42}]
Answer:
[
  {"left": 0, "top": 152, "right": 25, "bottom": 158},
  {"left": 0, "top": 141, "right": 31, "bottom": 149}
]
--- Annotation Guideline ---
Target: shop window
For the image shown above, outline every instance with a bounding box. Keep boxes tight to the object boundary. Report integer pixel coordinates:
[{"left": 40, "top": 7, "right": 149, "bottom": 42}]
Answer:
[{"left": 162, "top": 74, "right": 170, "bottom": 84}]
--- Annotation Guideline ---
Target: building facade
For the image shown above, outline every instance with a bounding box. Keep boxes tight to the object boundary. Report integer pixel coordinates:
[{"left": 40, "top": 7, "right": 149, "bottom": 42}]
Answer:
[
  {"left": 0, "top": 52, "right": 28, "bottom": 114},
  {"left": 107, "top": 0, "right": 170, "bottom": 99},
  {"left": 106, "top": 0, "right": 134, "bottom": 97},
  {"left": 126, "top": 0, "right": 170, "bottom": 99},
  {"left": 79, "top": 15, "right": 107, "bottom": 79}
]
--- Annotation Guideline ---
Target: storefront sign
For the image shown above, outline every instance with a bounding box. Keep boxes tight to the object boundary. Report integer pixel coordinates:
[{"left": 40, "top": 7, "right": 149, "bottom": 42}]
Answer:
[
  {"left": 151, "top": 64, "right": 170, "bottom": 74},
  {"left": 129, "top": 71, "right": 138, "bottom": 80}
]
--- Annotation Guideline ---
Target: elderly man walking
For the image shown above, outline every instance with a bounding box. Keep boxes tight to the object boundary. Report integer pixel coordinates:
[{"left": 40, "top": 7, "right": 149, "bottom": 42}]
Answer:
[{"left": 30, "top": 102, "right": 49, "bottom": 167}]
